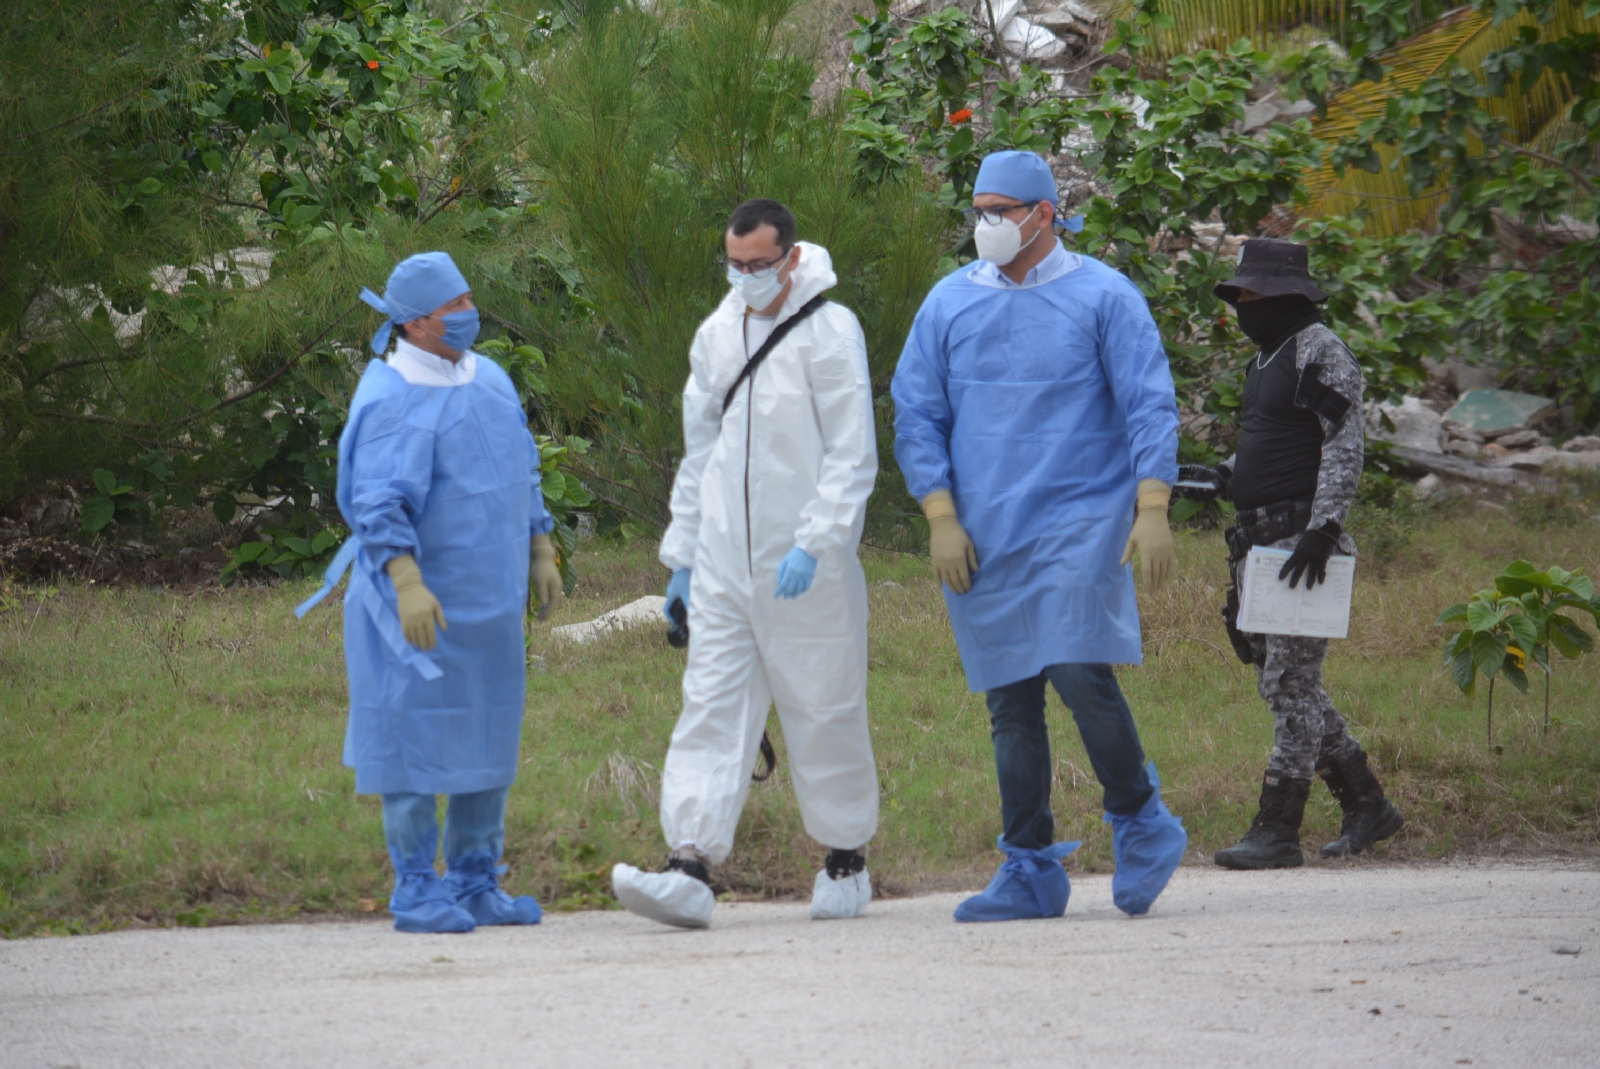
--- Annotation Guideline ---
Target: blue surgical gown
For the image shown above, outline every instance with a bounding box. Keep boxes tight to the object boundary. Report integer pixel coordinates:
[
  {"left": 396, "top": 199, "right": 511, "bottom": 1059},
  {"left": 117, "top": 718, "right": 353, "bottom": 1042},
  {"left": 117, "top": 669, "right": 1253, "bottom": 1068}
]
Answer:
[
  {"left": 892, "top": 252, "right": 1178, "bottom": 693},
  {"left": 334, "top": 357, "right": 554, "bottom": 794}
]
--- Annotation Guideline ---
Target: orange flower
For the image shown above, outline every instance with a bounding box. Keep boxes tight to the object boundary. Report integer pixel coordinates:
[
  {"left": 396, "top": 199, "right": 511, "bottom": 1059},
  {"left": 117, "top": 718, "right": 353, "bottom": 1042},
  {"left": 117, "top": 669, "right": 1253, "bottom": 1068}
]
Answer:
[
  {"left": 367, "top": 59, "right": 380, "bottom": 69},
  {"left": 949, "top": 108, "right": 973, "bottom": 125}
]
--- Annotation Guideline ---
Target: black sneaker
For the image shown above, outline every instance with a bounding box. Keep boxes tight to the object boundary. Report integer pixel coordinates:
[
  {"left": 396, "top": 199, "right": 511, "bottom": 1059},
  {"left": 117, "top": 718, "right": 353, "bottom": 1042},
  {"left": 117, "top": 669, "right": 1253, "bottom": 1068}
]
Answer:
[{"left": 663, "top": 854, "right": 711, "bottom": 885}]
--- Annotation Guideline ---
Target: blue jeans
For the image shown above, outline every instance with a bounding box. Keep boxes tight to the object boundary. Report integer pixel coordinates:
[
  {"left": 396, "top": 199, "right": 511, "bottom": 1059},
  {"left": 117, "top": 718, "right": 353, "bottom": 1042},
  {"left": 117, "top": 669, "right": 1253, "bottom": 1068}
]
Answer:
[
  {"left": 381, "top": 786, "right": 510, "bottom": 871},
  {"left": 984, "top": 664, "right": 1154, "bottom": 850}
]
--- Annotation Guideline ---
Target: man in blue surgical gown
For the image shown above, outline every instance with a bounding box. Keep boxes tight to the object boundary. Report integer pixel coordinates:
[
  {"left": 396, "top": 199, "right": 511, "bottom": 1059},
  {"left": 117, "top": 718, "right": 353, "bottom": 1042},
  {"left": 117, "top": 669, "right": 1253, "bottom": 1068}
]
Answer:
[
  {"left": 298, "top": 251, "right": 562, "bottom": 933},
  {"left": 892, "top": 151, "right": 1188, "bottom": 922}
]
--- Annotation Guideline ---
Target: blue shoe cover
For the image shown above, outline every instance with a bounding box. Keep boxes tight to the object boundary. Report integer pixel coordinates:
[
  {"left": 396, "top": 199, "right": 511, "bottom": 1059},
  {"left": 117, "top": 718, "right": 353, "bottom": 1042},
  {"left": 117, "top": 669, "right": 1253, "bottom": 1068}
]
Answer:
[
  {"left": 390, "top": 870, "right": 476, "bottom": 934},
  {"left": 446, "top": 851, "right": 543, "bottom": 926},
  {"left": 1105, "top": 762, "right": 1187, "bottom": 917},
  {"left": 953, "top": 837, "right": 1081, "bottom": 923}
]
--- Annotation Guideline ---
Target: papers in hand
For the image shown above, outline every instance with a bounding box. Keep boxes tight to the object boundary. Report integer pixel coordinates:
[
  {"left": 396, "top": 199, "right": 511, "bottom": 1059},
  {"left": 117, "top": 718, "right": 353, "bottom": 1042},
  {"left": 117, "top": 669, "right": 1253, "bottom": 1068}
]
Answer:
[{"left": 1234, "top": 546, "right": 1355, "bottom": 639}]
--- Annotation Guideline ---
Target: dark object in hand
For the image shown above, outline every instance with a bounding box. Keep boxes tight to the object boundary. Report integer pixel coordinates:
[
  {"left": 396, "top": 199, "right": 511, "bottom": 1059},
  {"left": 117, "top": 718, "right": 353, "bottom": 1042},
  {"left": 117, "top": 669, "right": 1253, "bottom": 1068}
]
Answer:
[
  {"left": 1279, "top": 521, "right": 1341, "bottom": 590},
  {"left": 1175, "top": 463, "right": 1229, "bottom": 502},
  {"left": 666, "top": 597, "right": 689, "bottom": 648}
]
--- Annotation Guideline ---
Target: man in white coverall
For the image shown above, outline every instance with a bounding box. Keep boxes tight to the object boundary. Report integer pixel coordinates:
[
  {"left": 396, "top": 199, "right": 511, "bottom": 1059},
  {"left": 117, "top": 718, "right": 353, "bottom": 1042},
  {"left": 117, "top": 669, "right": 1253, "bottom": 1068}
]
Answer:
[{"left": 611, "top": 198, "right": 880, "bottom": 928}]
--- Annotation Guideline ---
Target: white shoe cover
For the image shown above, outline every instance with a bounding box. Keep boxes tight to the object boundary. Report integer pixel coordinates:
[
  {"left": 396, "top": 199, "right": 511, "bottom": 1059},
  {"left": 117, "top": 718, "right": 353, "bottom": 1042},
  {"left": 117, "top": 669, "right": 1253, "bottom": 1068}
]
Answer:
[
  {"left": 611, "top": 864, "right": 714, "bottom": 929},
  {"left": 809, "top": 868, "right": 871, "bottom": 920}
]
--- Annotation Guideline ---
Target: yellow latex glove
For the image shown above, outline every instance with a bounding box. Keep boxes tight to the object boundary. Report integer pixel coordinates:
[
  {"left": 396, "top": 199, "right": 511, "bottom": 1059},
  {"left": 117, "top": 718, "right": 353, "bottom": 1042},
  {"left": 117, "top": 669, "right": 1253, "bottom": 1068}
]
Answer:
[
  {"left": 387, "top": 554, "right": 446, "bottom": 651},
  {"left": 921, "top": 489, "right": 979, "bottom": 594},
  {"left": 530, "top": 534, "right": 563, "bottom": 621},
  {"left": 1120, "top": 479, "right": 1175, "bottom": 591}
]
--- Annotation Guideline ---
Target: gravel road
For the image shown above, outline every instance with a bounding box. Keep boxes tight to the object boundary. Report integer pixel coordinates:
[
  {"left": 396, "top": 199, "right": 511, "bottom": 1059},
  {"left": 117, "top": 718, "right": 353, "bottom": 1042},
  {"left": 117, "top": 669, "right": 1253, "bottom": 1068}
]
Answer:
[{"left": 2, "top": 861, "right": 1595, "bottom": 1068}]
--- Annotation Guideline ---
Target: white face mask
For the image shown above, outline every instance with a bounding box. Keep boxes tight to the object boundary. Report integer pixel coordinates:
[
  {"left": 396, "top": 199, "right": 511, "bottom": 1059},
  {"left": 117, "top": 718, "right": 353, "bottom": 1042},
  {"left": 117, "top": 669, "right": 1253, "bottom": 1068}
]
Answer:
[
  {"left": 726, "top": 261, "right": 787, "bottom": 310},
  {"left": 973, "top": 204, "right": 1042, "bottom": 266}
]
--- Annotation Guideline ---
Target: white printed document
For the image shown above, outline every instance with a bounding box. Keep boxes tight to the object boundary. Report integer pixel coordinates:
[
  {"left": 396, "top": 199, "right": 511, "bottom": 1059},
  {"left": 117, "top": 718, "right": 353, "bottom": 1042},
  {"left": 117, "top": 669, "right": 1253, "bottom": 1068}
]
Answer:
[{"left": 1234, "top": 547, "right": 1355, "bottom": 639}]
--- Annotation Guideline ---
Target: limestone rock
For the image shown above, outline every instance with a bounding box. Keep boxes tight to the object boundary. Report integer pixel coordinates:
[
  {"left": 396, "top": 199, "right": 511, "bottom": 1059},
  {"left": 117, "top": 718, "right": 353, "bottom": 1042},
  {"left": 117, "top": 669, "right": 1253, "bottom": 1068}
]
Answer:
[
  {"left": 553, "top": 595, "right": 667, "bottom": 644},
  {"left": 1562, "top": 435, "right": 1600, "bottom": 453},
  {"left": 1496, "top": 429, "right": 1544, "bottom": 449},
  {"left": 1367, "top": 396, "right": 1443, "bottom": 453}
]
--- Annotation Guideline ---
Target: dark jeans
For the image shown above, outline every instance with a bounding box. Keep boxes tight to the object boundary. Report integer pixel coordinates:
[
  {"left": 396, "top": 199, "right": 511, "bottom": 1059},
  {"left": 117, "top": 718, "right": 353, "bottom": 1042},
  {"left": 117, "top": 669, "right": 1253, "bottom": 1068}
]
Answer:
[{"left": 984, "top": 663, "right": 1154, "bottom": 850}]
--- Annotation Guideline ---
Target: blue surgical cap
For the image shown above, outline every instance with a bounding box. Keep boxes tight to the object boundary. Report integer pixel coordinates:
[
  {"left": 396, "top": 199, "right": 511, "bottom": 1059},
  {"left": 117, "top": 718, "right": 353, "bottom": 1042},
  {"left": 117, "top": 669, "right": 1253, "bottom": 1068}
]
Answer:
[
  {"left": 973, "top": 150, "right": 1059, "bottom": 206},
  {"left": 358, "top": 251, "right": 471, "bottom": 354}
]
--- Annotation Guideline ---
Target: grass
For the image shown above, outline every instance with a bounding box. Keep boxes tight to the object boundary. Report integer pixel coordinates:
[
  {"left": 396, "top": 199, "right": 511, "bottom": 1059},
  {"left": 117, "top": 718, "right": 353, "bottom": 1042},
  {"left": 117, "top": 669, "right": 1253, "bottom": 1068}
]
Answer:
[{"left": 2, "top": 497, "right": 1598, "bottom": 935}]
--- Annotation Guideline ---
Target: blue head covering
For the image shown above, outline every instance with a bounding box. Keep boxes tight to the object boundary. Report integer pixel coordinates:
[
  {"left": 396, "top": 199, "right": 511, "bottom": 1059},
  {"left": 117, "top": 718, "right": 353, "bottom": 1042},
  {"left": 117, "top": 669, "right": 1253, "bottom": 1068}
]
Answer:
[
  {"left": 973, "top": 150, "right": 1084, "bottom": 232},
  {"left": 359, "top": 251, "right": 472, "bottom": 354},
  {"left": 975, "top": 150, "right": 1058, "bottom": 205}
]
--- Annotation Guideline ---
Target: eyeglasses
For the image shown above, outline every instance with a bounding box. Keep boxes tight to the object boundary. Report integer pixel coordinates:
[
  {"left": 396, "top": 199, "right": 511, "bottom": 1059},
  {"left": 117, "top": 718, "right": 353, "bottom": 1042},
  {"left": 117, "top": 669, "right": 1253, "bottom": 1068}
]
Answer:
[
  {"left": 719, "top": 247, "right": 792, "bottom": 275},
  {"left": 960, "top": 202, "right": 1040, "bottom": 226}
]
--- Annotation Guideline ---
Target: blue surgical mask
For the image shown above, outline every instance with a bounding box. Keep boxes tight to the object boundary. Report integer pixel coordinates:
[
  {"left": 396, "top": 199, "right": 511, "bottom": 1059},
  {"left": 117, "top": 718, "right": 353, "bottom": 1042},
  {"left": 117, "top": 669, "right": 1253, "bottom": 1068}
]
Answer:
[{"left": 437, "top": 308, "right": 480, "bottom": 353}]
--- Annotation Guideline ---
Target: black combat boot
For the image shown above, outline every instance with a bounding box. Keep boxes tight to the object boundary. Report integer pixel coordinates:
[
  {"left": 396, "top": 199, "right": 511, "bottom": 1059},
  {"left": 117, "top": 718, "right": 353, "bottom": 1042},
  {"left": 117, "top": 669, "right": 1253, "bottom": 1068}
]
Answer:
[
  {"left": 1317, "top": 750, "right": 1404, "bottom": 858},
  {"left": 1214, "top": 772, "right": 1311, "bottom": 870}
]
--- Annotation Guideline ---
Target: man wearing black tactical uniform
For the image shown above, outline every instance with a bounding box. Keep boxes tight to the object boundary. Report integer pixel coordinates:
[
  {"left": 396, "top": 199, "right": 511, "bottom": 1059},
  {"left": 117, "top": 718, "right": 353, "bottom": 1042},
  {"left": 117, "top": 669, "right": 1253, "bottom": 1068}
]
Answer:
[{"left": 1178, "top": 239, "right": 1403, "bottom": 869}]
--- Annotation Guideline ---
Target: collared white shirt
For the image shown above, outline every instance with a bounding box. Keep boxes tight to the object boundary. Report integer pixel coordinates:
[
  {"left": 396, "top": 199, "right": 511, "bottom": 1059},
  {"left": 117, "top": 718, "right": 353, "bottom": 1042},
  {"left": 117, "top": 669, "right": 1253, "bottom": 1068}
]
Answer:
[
  {"left": 968, "top": 239, "right": 1082, "bottom": 290},
  {"left": 387, "top": 337, "right": 477, "bottom": 386}
]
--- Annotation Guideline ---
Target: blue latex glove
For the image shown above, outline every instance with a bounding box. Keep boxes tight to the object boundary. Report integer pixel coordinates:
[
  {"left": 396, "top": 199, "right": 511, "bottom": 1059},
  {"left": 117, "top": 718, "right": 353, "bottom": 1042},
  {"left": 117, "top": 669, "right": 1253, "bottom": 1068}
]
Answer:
[
  {"left": 1104, "top": 762, "right": 1187, "bottom": 916},
  {"left": 774, "top": 547, "right": 817, "bottom": 599},
  {"left": 664, "top": 568, "right": 691, "bottom": 619}
]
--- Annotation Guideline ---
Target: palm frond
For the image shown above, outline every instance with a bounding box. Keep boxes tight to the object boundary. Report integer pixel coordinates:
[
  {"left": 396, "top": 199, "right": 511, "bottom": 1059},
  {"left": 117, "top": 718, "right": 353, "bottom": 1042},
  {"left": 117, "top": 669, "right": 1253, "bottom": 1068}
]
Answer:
[
  {"left": 1109, "top": 0, "right": 1349, "bottom": 57},
  {"left": 1302, "top": 1, "right": 1600, "bottom": 234}
]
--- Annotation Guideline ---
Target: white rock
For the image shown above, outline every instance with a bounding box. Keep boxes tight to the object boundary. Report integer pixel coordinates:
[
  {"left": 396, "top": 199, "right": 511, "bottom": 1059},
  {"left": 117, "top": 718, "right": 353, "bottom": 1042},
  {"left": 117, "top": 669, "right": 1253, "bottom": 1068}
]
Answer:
[
  {"left": 1496, "top": 429, "right": 1543, "bottom": 449},
  {"left": 1562, "top": 435, "right": 1600, "bottom": 453},
  {"left": 1367, "top": 396, "right": 1444, "bottom": 454},
  {"left": 1002, "top": 15, "right": 1065, "bottom": 60},
  {"left": 1445, "top": 439, "right": 1481, "bottom": 459},
  {"left": 1548, "top": 451, "right": 1600, "bottom": 472},
  {"left": 1415, "top": 474, "right": 1443, "bottom": 497},
  {"left": 1273, "top": 100, "right": 1317, "bottom": 121},
  {"left": 1242, "top": 101, "right": 1278, "bottom": 132},
  {"left": 552, "top": 595, "right": 668, "bottom": 644},
  {"left": 1487, "top": 446, "right": 1558, "bottom": 471}
]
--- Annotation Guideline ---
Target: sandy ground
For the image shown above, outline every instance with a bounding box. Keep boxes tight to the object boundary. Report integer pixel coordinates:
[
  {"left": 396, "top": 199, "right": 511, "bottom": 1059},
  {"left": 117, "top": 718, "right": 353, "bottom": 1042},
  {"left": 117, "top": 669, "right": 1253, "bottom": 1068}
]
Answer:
[{"left": 2, "top": 861, "right": 1595, "bottom": 1069}]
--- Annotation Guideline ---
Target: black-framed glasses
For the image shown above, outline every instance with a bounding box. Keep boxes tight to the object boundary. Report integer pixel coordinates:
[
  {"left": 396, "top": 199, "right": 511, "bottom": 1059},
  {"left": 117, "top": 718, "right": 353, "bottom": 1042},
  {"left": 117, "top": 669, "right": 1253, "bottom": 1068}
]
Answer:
[
  {"left": 960, "top": 202, "right": 1040, "bottom": 226},
  {"left": 719, "top": 246, "right": 793, "bottom": 275}
]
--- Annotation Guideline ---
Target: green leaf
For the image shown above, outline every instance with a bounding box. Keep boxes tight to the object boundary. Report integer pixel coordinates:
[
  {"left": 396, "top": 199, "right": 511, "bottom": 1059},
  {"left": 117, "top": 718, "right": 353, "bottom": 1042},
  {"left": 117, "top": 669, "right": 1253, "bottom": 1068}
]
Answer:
[
  {"left": 1449, "top": 646, "right": 1477, "bottom": 696},
  {"left": 233, "top": 541, "right": 273, "bottom": 564},
  {"left": 1506, "top": 612, "right": 1538, "bottom": 651},
  {"left": 311, "top": 528, "right": 340, "bottom": 554},
  {"left": 1467, "top": 598, "right": 1508, "bottom": 632},
  {"left": 93, "top": 469, "right": 118, "bottom": 495},
  {"left": 80, "top": 497, "right": 115, "bottom": 533},
  {"left": 1501, "top": 659, "right": 1530, "bottom": 694},
  {"left": 1435, "top": 602, "right": 1469, "bottom": 625},
  {"left": 212, "top": 492, "right": 238, "bottom": 525},
  {"left": 1549, "top": 614, "right": 1594, "bottom": 657},
  {"left": 1471, "top": 630, "right": 1508, "bottom": 679},
  {"left": 286, "top": 203, "right": 322, "bottom": 226}
]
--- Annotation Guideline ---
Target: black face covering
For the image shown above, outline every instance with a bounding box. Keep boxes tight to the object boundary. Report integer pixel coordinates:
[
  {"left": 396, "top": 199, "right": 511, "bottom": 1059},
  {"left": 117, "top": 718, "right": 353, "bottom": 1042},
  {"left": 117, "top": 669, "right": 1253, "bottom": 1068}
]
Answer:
[{"left": 1235, "top": 293, "right": 1322, "bottom": 354}]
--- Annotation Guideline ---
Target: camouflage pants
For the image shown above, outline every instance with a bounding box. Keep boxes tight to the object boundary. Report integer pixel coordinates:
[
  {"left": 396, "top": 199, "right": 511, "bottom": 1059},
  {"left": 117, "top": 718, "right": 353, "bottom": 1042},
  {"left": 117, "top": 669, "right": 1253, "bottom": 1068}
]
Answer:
[{"left": 1248, "top": 633, "right": 1362, "bottom": 780}]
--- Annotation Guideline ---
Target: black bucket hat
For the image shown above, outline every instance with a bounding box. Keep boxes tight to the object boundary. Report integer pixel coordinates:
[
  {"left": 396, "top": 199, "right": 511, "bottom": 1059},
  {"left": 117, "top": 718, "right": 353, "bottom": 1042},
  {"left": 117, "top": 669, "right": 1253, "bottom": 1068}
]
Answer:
[{"left": 1214, "top": 238, "right": 1328, "bottom": 304}]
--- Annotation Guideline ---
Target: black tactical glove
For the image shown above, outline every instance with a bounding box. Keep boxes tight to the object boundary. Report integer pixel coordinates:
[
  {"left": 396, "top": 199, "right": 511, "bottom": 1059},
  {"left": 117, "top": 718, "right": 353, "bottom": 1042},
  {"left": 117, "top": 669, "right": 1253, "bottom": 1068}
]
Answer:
[
  {"left": 1279, "top": 521, "right": 1341, "bottom": 590},
  {"left": 1174, "top": 463, "right": 1230, "bottom": 502}
]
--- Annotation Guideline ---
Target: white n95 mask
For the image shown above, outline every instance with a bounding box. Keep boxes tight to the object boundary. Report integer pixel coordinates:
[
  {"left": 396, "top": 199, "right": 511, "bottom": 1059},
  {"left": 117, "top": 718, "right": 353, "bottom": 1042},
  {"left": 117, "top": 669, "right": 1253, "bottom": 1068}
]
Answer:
[
  {"left": 726, "top": 264, "right": 786, "bottom": 310},
  {"left": 973, "top": 204, "right": 1042, "bottom": 267}
]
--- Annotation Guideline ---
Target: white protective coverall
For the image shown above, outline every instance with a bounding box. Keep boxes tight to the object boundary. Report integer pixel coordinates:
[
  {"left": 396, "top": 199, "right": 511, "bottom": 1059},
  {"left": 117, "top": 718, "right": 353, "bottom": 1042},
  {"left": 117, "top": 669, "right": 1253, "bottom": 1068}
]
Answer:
[{"left": 657, "top": 241, "right": 879, "bottom": 863}]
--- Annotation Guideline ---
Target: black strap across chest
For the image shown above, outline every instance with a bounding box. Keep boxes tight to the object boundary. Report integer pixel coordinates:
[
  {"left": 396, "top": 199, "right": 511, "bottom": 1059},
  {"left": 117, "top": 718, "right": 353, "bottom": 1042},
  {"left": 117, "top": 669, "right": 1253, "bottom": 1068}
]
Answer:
[{"left": 721, "top": 295, "right": 829, "bottom": 413}]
